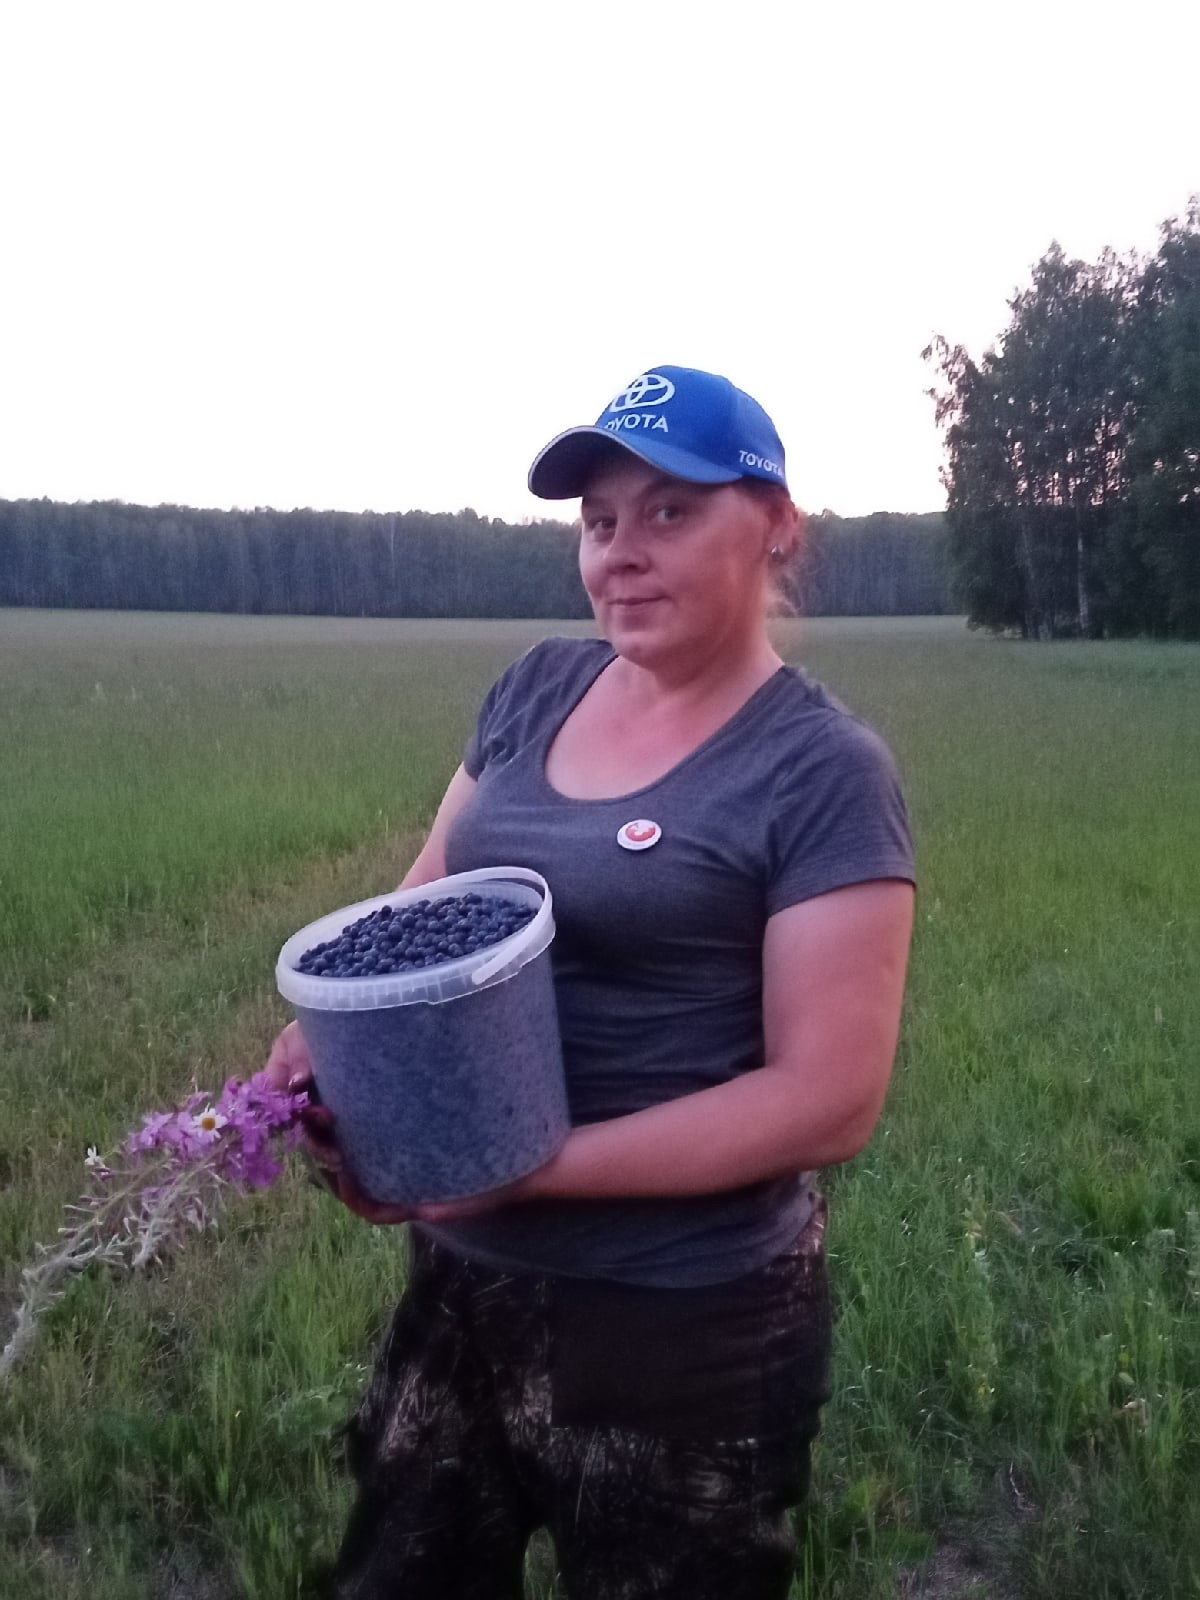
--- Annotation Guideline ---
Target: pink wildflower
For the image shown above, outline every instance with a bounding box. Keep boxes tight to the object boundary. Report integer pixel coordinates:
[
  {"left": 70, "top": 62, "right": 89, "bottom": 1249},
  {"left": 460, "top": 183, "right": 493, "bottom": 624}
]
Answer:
[
  {"left": 126, "top": 1109, "right": 176, "bottom": 1152},
  {"left": 1, "top": 1071, "right": 308, "bottom": 1383}
]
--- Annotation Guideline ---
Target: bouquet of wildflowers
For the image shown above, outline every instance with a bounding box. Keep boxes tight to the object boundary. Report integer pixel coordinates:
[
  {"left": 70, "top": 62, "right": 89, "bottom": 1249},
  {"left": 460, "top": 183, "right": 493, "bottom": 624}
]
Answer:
[{"left": 0, "top": 1073, "right": 308, "bottom": 1383}]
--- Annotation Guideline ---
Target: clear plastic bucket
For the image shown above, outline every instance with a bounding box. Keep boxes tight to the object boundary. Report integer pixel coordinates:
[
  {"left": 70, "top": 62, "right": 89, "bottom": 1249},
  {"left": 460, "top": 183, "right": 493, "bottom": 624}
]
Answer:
[{"left": 276, "top": 867, "right": 567, "bottom": 1204}]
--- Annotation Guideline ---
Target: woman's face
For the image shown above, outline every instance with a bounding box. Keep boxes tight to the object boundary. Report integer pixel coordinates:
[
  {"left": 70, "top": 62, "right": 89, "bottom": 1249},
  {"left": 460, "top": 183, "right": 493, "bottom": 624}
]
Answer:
[{"left": 578, "top": 454, "right": 779, "bottom": 675}]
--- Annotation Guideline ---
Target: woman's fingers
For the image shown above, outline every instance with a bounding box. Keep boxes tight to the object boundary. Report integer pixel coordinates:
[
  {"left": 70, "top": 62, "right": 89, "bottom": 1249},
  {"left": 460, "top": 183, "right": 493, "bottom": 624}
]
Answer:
[
  {"left": 334, "top": 1170, "right": 414, "bottom": 1226},
  {"left": 413, "top": 1170, "right": 534, "bottom": 1223},
  {"left": 264, "top": 1019, "right": 314, "bottom": 1093},
  {"left": 413, "top": 1193, "right": 497, "bottom": 1222},
  {"left": 298, "top": 1105, "right": 412, "bottom": 1224}
]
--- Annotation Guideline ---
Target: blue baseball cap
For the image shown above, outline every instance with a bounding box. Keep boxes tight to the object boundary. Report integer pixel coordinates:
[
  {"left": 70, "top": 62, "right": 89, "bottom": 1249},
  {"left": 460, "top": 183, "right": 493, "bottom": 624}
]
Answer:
[{"left": 528, "top": 365, "right": 788, "bottom": 498}]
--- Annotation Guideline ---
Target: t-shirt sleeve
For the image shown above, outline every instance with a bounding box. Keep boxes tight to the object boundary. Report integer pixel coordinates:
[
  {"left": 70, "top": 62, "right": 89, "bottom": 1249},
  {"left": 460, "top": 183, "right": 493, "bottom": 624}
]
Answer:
[
  {"left": 765, "top": 715, "right": 915, "bottom": 916},
  {"left": 462, "top": 640, "right": 558, "bottom": 779},
  {"left": 463, "top": 660, "right": 518, "bottom": 779}
]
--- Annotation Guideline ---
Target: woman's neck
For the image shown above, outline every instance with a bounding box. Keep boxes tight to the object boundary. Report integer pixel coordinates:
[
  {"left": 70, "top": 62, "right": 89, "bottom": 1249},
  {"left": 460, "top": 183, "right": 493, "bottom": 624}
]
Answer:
[
  {"left": 604, "top": 632, "right": 784, "bottom": 718},
  {"left": 544, "top": 631, "right": 786, "bottom": 801}
]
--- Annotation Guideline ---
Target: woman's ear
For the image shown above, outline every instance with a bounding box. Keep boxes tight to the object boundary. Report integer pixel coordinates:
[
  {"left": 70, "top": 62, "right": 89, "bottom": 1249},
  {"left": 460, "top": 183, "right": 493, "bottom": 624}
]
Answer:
[
  {"left": 768, "top": 498, "right": 805, "bottom": 563},
  {"left": 737, "top": 480, "right": 805, "bottom": 562}
]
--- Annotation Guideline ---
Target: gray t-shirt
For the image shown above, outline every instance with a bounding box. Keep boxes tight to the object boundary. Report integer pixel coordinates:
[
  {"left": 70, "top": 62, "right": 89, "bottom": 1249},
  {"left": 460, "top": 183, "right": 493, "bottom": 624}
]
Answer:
[{"left": 420, "top": 636, "right": 915, "bottom": 1287}]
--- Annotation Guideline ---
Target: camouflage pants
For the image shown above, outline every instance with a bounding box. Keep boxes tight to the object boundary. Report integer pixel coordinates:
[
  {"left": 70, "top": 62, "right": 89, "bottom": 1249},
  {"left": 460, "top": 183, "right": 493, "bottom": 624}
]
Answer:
[{"left": 334, "top": 1213, "right": 832, "bottom": 1600}]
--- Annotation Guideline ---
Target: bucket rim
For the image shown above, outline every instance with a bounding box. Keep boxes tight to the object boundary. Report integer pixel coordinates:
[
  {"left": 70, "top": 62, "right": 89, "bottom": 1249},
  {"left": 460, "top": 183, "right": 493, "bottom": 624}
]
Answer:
[{"left": 275, "top": 867, "right": 554, "bottom": 1011}]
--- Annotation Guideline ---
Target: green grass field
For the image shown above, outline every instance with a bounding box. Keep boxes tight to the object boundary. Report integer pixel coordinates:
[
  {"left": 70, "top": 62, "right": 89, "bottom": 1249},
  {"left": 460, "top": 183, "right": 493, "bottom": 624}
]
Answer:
[{"left": 2, "top": 609, "right": 1198, "bottom": 1599}]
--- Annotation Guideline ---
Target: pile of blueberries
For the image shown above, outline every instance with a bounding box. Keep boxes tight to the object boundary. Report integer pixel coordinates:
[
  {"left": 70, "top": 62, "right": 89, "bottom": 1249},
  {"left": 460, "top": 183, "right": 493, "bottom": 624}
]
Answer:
[{"left": 296, "top": 891, "right": 535, "bottom": 979}]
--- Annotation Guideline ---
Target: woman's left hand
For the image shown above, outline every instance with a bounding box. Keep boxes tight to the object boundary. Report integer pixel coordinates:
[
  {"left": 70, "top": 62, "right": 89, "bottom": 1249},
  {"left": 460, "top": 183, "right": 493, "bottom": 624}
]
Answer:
[
  {"left": 413, "top": 1171, "right": 543, "bottom": 1222},
  {"left": 301, "top": 1100, "right": 550, "bottom": 1225}
]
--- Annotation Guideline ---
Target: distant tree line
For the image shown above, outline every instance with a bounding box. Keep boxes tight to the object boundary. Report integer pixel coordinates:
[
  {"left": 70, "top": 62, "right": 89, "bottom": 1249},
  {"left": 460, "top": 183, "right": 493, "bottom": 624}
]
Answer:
[
  {"left": 0, "top": 499, "right": 947, "bottom": 619},
  {"left": 791, "top": 511, "right": 946, "bottom": 616},
  {"left": 927, "top": 199, "right": 1200, "bottom": 639}
]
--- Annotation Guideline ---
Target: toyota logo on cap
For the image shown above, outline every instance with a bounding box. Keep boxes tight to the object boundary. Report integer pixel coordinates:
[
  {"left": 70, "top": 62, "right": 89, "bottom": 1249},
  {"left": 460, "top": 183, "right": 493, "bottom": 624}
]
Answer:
[{"left": 608, "top": 373, "right": 676, "bottom": 412}]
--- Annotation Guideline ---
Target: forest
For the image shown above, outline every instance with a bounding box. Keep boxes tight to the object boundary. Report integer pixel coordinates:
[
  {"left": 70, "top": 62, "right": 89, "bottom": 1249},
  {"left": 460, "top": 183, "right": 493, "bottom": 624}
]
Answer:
[
  {"left": 0, "top": 498, "right": 946, "bottom": 620},
  {"left": 927, "top": 199, "right": 1200, "bottom": 639},
  {"left": 6, "top": 205, "right": 1197, "bottom": 638}
]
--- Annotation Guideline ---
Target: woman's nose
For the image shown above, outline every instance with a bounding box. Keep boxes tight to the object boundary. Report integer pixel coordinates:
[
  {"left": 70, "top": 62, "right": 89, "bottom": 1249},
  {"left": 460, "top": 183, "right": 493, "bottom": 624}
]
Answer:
[{"left": 602, "top": 519, "right": 648, "bottom": 568}]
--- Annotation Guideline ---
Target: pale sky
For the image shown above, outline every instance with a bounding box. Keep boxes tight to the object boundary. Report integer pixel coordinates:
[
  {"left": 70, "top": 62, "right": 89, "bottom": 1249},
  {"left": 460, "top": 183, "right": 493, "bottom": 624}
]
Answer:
[{"left": 1, "top": 0, "right": 1196, "bottom": 523}]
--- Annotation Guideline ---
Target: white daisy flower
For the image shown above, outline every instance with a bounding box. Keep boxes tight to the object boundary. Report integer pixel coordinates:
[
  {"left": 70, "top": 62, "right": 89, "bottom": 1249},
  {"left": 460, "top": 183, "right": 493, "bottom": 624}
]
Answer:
[{"left": 191, "top": 1109, "right": 228, "bottom": 1138}]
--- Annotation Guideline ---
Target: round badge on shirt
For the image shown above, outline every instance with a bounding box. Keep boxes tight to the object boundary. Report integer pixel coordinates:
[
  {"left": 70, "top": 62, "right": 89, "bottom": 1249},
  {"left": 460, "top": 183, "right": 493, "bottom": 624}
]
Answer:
[{"left": 617, "top": 818, "right": 662, "bottom": 851}]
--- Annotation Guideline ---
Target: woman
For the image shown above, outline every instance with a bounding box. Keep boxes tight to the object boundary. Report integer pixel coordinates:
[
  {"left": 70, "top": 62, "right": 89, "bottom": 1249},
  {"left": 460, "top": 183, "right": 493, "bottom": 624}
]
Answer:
[{"left": 267, "top": 365, "right": 915, "bottom": 1599}]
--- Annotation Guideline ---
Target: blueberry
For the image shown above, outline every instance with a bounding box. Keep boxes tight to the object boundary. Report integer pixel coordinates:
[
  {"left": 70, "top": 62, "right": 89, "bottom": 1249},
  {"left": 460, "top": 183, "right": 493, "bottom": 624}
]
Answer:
[{"left": 297, "top": 892, "right": 534, "bottom": 976}]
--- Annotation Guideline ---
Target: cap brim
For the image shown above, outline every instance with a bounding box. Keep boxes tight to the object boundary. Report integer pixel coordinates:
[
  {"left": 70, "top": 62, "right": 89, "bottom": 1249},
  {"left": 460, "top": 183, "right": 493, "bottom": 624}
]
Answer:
[{"left": 527, "top": 426, "right": 742, "bottom": 499}]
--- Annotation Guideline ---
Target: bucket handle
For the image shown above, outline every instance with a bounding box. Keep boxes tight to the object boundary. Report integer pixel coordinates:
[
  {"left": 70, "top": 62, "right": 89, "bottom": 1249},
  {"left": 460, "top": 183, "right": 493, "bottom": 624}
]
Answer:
[{"left": 461, "top": 867, "right": 553, "bottom": 988}]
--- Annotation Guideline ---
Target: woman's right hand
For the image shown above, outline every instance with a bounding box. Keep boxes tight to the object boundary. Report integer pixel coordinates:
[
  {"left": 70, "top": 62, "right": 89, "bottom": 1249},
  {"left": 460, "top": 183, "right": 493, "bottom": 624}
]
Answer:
[
  {"left": 262, "top": 1021, "right": 338, "bottom": 1188},
  {"left": 263, "top": 1019, "right": 314, "bottom": 1094},
  {"left": 262, "top": 1021, "right": 413, "bottom": 1225}
]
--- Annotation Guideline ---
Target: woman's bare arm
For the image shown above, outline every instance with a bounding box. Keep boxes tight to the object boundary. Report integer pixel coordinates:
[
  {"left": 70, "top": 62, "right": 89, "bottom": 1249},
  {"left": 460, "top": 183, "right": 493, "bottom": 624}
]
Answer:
[
  {"left": 263, "top": 766, "right": 477, "bottom": 1093},
  {"left": 397, "top": 764, "right": 478, "bottom": 889},
  {"left": 270, "top": 815, "right": 913, "bottom": 1223},
  {"left": 420, "top": 878, "right": 914, "bottom": 1218}
]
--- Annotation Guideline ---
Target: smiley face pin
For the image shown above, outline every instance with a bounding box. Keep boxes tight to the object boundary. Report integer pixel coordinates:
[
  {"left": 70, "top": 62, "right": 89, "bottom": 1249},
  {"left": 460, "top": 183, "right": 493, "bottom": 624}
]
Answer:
[{"left": 617, "top": 818, "right": 662, "bottom": 852}]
